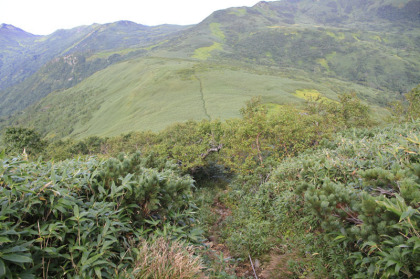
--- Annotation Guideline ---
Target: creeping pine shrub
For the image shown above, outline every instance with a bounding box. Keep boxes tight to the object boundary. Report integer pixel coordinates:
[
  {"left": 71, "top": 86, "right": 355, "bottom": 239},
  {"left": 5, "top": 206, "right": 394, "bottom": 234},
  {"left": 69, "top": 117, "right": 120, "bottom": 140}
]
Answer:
[
  {"left": 0, "top": 152, "right": 198, "bottom": 278},
  {"left": 269, "top": 122, "right": 420, "bottom": 278}
]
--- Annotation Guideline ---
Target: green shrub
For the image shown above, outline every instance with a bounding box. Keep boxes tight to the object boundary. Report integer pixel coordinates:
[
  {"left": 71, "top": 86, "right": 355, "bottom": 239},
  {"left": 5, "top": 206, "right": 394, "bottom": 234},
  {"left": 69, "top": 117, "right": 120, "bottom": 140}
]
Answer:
[
  {"left": 269, "top": 122, "right": 420, "bottom": 278},
  {"left": 388, "top": 84, "right": 420, "bottom": 123},
  {"left": 3, "top": 127, "right": 45, "bottom": 156},
  {"left": 0, "top": 152, "right": 198, "bottom": 278}
]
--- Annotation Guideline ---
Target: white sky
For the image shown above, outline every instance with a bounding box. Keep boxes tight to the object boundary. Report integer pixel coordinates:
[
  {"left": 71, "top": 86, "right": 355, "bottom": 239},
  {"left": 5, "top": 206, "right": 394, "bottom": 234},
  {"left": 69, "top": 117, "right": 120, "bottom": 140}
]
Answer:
[{"left": 0, "top": 0, "right": 275, "bottom": 35}]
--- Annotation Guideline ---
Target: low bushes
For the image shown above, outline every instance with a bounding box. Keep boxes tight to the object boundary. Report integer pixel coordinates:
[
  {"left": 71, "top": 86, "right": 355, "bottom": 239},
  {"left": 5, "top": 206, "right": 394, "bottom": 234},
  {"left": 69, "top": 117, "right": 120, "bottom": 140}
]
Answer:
[
  {"left": 0, "top": 152, "right": 199, "bottom": 278},
  {"left": 216, "top": 122, "right": 419, "bottom": 278},
  {"left": 273, "top": 123, "right": 420, "bottom": 277}
]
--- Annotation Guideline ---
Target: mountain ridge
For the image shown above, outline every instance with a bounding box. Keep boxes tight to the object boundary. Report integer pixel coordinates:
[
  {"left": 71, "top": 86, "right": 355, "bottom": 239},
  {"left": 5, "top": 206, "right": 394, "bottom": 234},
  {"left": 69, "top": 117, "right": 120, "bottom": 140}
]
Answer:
[
  {"left": 0, "top": 21, "right": 189, "bottom": 115},
  {"left": 0, "top": 23, "right": 37, "bottom": 37},
  {"left": 1, "top": 0, "right": 419, "bottom": 138}
]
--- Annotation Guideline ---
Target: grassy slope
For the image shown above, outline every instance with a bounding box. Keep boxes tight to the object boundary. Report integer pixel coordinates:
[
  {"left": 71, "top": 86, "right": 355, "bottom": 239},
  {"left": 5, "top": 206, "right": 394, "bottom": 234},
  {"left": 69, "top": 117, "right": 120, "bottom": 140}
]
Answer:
[
  {"left": 9, "top": 56, "right": 387, "bottom": 139},
  {"left": 3, "top": 0, "right": 418, "bottom": 138}
]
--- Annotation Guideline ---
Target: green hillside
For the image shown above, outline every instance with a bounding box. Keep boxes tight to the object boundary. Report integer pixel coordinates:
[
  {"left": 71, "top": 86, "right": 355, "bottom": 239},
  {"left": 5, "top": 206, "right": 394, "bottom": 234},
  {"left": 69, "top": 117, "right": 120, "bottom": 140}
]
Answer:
[
  {"left": 1, "top": 0, "right": 419, "bottom": 138},
  {"left": 1, "top": 1, "right": 420, "bottom": 277},
  {"left": 8, "top": 56, "right": 390, "bottom": 139},
  {"left": 160, "top": 0, "right": 420, "bottom": 94},
  {"left": 0, "top": 22, "right": 187, "bottom": 116}
]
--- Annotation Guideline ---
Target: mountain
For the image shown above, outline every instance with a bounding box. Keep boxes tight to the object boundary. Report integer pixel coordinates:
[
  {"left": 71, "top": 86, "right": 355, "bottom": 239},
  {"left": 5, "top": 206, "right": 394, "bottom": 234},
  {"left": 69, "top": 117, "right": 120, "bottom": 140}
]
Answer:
[
  {"left": 0, "top": 22, "right": 187, "bottom": 116},
  {"left": 0, "top": 24, "right": 39, "bottom": 90},
  {"left": 254, "top": 0, "right": 420, "bottom": 29},
  {"left": 160, "top": 0, "right": 420, "bottom": 93},
  {"left": 0, "top": 23, "right": 36, "bottom": 42},
  {"left": 1, "top": 0, "right": 419, "bottom": 138}
]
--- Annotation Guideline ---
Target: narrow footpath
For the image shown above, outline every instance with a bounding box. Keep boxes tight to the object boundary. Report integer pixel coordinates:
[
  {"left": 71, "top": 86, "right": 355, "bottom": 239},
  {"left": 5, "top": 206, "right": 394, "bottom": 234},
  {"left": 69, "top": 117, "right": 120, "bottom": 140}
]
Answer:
[
  {"left": 205, "top": 195, "right": 268, "bottom": 278},
  {"left": 194, "top": 74, "right": 211, "bottom": 121}
]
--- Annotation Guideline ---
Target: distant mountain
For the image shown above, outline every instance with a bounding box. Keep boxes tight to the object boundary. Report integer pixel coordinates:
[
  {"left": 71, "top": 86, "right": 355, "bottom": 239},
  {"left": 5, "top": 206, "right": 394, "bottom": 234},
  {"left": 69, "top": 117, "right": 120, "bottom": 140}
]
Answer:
[
  {"left": 0, "top": 22, "right": 188, "bottom": 116},
  {"left": 1, "top": 0, "right": 419, "bottom": 138},
  {"left": 160, "top": 0, "right": 420, "bottom": 94},
  {"left": 0, "top": 24, "right": 38, "bottom": 90},
  {"left": 253, "top": 0, "right": 420, "bottom": 29},
  {"left": 0, "top": 24, "right": 93, "bottom": 91},
  {"left": 0, "top": 23, "right": 36, "bottom": 41}
]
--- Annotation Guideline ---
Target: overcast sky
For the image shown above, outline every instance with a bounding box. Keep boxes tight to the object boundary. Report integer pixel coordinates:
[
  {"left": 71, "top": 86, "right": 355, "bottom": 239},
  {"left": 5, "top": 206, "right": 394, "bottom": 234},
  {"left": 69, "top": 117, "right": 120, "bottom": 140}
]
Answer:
[{"left": 0, "top": 0, "right": 275, "bottom": 35}]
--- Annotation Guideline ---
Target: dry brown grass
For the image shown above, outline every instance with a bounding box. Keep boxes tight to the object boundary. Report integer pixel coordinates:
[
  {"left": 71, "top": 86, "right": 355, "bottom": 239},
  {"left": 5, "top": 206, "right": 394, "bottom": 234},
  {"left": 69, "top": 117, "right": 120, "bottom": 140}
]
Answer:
[
  {"left": 129, "top": 237, "right": 204, "bottom": 279},
  {"left": 260, "top": 251, "right": 317, "bottom": 279},
  {"left": 260, "top": 253, "right": 295, "bottom": 278}
]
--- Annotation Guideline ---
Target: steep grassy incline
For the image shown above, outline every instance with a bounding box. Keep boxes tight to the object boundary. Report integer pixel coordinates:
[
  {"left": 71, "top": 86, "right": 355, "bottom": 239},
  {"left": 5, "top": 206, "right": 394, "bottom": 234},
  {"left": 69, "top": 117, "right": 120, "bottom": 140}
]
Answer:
[{"left": 7, "top": 56, "right": 388, "bottom": 138}]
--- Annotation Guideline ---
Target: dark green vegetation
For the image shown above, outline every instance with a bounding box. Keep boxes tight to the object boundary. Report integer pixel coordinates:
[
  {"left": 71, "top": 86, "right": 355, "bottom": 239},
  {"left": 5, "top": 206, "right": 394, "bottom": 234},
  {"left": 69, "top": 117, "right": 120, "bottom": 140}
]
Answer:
[
  {"left": 1, "top": 89, "right": 419, "bottom": 278},
  {"left": 0, "top": 152, "right": 201, "bottom": 278},
  {"left": 225, "top": 122, "right": 420, "bottom": 278},
  {"left": 2, "top": 127, "right": 45, "bottom": 155},
  {"left": 1, "top": 0, "right": 419, "bottom": 137}
]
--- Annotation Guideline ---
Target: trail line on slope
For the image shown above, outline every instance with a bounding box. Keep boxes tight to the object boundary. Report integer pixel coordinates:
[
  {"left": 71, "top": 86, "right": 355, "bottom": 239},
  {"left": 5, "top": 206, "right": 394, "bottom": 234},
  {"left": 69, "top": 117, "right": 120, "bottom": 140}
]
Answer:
[
  {"left": 204, "top": 194, "right": 265, "bottom": 278},
  {"left": 194, "top": 74, "right": 211, "bottom": 121}
]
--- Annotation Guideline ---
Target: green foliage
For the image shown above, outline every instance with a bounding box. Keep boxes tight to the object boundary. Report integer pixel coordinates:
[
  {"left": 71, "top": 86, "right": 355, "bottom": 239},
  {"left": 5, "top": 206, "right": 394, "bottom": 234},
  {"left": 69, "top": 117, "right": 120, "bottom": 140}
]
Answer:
[
  {"left": 389, "top": 84, "right": 420, "bottom": 122},
  {"left": 68, "top": 136, "right": 105, "bottom": 156},
  {"left": 3, "top": 127, "right": 45, "bottom": 155},
  {"left": 220, "top": 97, "right": 340, "bottom": 175},
  {"left": 307, "top": 92, "right": 373, "bottom": 129},
  {"left": 0, "top": 152, "right": 198, "bottom": 278},
  {"left": 10, "top": 96, "right": 415, "bottom": 277},
  {"left": 42, "top": 100, "right": 335, "bottom": 178},
  {"left": 153, "top": 120, "right": 223, "bottom": 173},
  {"left": 270, "top": 122, "right": 420, "bottom": 278},
  {"left": 42, "top": 95, "right": 372, "bottom": 178},
  {"left": 200, "top": 120, "right": 419, "bottom": 276},
  {"left": 406, "top": 85, "right": 420, "bottom": 120}
]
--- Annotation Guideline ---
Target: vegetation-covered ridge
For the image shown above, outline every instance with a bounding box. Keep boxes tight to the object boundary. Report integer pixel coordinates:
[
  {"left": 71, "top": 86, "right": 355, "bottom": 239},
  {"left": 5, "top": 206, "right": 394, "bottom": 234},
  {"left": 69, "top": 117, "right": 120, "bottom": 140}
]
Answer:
[
  {"left": 0, "top": 0, "right": 419, "bottom": 276},
  {"left": 1, "top": 0, "right": 419, "bottom": 133},
  {"left": 1, "top": 58, "right": 392, "bottom": 139},
  {"left": 1, "top": 88, "right": 419, "bottom": 278}
]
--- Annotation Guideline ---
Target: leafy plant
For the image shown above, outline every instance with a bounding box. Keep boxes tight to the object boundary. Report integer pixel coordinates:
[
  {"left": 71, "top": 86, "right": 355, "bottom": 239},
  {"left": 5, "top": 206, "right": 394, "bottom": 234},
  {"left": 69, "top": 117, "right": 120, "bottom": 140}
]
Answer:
[{"left": 0, "top": 151, "right": 199, "bottom": 278}]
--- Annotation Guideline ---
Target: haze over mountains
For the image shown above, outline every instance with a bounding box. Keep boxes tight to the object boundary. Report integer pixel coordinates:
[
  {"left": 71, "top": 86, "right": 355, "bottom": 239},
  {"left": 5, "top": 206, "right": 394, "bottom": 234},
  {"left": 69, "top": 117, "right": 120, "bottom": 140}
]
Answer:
[{"left": 0, "top": 0, "right": 419, "bottom": 138}]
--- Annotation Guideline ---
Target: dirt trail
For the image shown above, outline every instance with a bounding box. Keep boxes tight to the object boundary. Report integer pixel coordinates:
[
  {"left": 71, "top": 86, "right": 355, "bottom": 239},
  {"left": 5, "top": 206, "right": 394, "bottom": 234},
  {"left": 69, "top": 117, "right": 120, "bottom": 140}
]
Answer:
[{"left": 205, "top": 196, "right": 267, "bottom": 278}]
